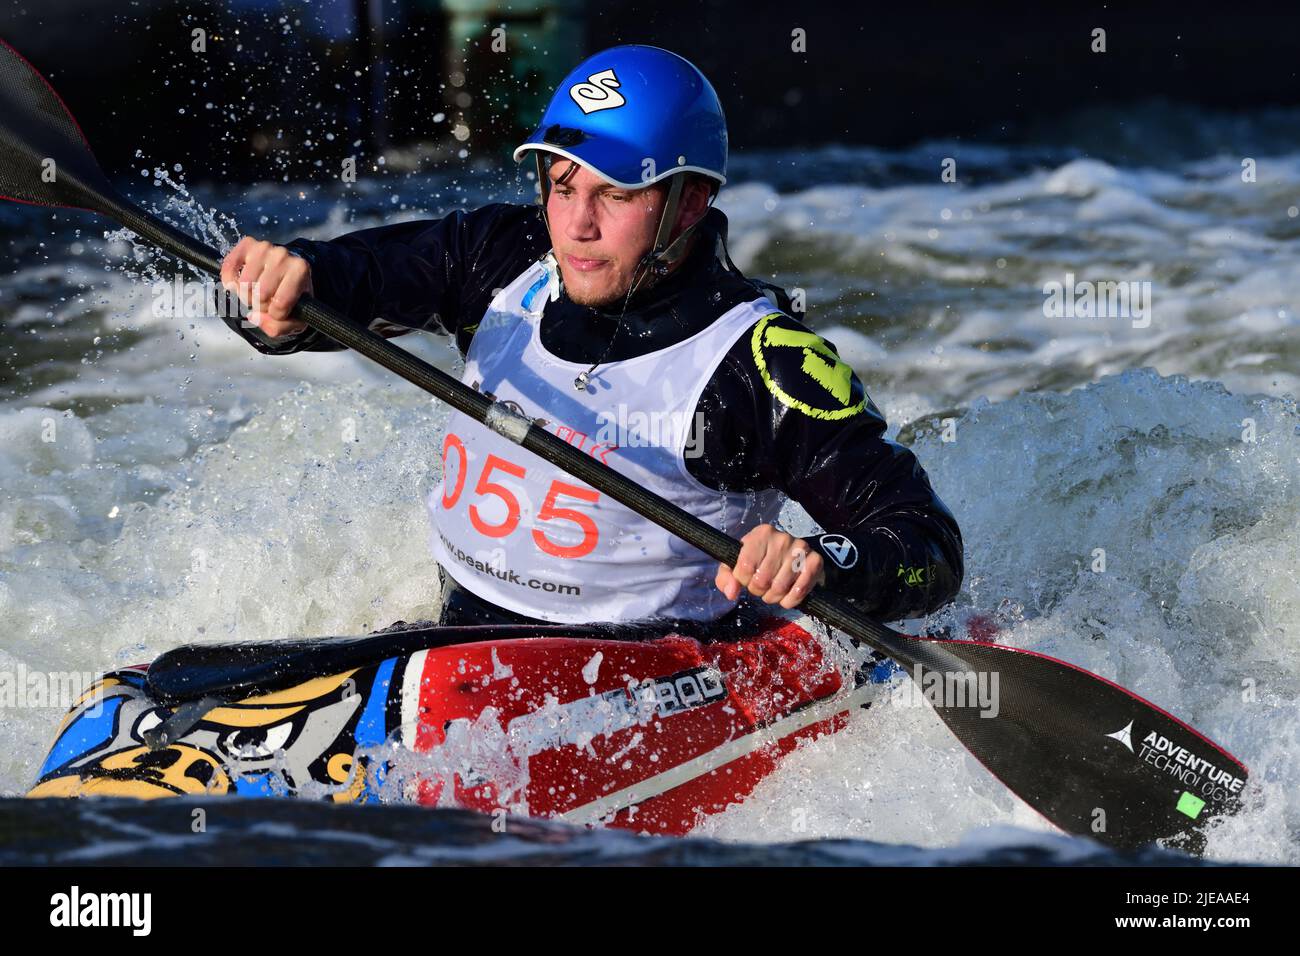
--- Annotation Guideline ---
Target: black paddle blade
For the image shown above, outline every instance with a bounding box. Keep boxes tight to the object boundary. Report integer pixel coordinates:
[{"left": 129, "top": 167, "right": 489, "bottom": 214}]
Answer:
[
  {"left": 901, "top": 637, "right": 1248, "bottom": 853},
  {"left": 0, "top": 37, "right": 116, "bottom": 212}
]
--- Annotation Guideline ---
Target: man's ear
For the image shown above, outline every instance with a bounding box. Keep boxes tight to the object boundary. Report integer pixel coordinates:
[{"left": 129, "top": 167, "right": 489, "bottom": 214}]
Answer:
[{"left": 675, "top": 176, "right": 713, "bottom": 232}]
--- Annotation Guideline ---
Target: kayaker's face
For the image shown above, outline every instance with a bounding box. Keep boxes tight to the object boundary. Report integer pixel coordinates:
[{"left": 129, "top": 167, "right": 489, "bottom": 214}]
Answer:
[{"left": 545, "top": 161, "right": 707, "bottom": 308}]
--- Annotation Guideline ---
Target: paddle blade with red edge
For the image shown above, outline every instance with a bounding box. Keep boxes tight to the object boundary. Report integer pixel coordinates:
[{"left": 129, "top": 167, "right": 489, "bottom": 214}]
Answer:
[{"left": 0, "top": 37, "right": 118, "bottom": 213}]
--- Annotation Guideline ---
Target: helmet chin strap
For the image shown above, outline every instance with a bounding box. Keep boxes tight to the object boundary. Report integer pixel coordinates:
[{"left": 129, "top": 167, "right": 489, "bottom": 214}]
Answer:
[
  {"left": 628, "top": 172, "right": 711, "bottom": 302},
  {"left": 534, "top": 154, "right": 549, "bottom": 222},
  {"left": 646, "top": 172, "right": 687, "bottom": 275}
]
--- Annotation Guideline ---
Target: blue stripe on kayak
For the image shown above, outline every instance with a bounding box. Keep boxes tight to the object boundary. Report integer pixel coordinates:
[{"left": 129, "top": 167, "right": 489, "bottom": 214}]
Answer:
[
  {"left": 356, "top": 657, "right": 395, "bottom": 748},
  {"left": 354, "top": 657, "right": 397, "bottom": 803},
  {"left": 39, "top": 696, "right": 123, "bottom": 777}
]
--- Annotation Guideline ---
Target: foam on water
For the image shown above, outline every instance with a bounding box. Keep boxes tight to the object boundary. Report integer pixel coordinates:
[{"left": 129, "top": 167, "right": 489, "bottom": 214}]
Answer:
[
  {"left": 719, "top": 153, "right": 1300, "bottom": 405},
  {"left": 698, "top": 370, "right": 1299, "bottom": 863}
]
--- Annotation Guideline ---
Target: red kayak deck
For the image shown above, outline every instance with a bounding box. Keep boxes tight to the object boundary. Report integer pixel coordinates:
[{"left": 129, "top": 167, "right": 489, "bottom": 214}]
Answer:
[{"left": 399, "top": 620, "right": 867, "bottom": 834}]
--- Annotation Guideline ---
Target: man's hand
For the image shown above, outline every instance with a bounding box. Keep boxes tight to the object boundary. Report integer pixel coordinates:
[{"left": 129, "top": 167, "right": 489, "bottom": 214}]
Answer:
[
  {"left": 715, "top": 524, "right": 826, "bottom": 609},
  {"left": 220, "top": 236, "right": 313, "bottom": 338}
]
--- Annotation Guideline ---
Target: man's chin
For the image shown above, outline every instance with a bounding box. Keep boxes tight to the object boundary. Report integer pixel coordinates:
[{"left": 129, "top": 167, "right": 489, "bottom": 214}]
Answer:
[
  {"left": 566, "top": 290, "right": 621, "bottom": 308},
  {"left": 559, "top": 273, "right": 625, "bottom": 309}
]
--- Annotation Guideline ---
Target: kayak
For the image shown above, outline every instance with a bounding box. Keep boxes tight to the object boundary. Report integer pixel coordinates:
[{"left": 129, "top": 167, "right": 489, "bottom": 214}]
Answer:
[{"left": 28, "top": 615, "right": 903, "bottom": 835}]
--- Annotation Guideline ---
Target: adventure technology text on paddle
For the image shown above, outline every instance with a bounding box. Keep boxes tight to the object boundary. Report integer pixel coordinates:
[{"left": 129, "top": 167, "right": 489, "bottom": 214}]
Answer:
[{"left": 0, "top": 37, "right": 1249, "bottom": 854}]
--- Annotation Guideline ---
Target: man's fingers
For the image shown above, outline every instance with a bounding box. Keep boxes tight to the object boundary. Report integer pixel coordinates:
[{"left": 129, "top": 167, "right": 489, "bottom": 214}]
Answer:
[
  {"left": 764, "top": 549, "right": 805, "bottom": 604},
  {"left": 235, "top": 266, "right": 264, "bottom": 310},
  {"left": 235, "top": 241, "right": 278, "bottom": 309},
  {"left": 718, "top": 528, "right": 832, "bottom": 609},
  {"left": 265, "top": 267, "right": 307, "bottom": 324},
  {"left": 275, "top": 258, "right": 312, "bottom": 318},
  {"left": 779, "top": 548, "right": 825, "bottom": 609},
  {"left": 730, "top": 536, "right": 764, "bottom": 587},
  {"left": 220, "top": 236, "right": 254, "bottom": 291},
  {"left": 715, "top": 563, "right": 740, "bottom": 602},
  {"left": 747, "top": 533, "right": 791, "bottom": 596}
]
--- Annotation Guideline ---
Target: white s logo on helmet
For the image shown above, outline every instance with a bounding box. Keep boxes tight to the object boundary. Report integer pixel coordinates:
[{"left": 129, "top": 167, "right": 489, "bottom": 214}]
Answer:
[{"left": 570, "top": 68, "right": 625, "bottom": 114}]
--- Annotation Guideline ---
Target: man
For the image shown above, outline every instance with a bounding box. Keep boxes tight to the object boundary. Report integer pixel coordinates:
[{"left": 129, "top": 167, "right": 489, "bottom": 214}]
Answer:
[{"left": 219, "top": 44, "right": 963, "bottom": 632}]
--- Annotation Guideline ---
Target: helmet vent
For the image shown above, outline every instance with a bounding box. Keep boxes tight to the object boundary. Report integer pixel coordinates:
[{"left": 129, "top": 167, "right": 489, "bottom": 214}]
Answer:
[{"left": 543, "top": 125, "right": 588, "bottom": 147}]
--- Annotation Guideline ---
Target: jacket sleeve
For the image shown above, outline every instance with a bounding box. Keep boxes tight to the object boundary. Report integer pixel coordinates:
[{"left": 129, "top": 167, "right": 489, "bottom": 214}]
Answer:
[
  {"left": 692, "top": 312, "right": 964, "bottom": 622},
  {"left": 220, "top": 203, "right": 548, "bottom": 356}
]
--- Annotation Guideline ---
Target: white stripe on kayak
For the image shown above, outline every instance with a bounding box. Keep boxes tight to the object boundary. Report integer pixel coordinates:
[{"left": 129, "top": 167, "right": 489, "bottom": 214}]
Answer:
[
  {"left": 557, "top": 678, "right": 887, "bottom": 827},
  {"left": 397, "top": 649, "right": 434, "bottom": 802},
  {"left": 399, "top": 649, "right": 430, "bottom": 747}
]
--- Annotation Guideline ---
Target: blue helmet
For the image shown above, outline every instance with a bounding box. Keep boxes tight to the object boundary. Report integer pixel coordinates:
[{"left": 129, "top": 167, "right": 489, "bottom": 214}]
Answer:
[{"left": 513, "top": 45, "right": 727, "bottom": 190}]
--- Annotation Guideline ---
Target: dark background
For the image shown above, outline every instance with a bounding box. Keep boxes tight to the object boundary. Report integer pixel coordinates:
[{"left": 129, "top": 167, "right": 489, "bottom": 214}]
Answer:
[{"left": 1, "top": 0, "right": 1297, "bottom": 182}]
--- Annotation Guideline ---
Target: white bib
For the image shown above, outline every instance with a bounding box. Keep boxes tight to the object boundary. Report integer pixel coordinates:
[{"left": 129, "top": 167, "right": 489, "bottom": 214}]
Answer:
[{"left": 428, "top": 255, "right": 784, "bottom": 623}]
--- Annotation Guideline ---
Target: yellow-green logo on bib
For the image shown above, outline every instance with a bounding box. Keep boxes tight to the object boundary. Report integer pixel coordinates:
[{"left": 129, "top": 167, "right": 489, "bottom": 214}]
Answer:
[{"left": 751, "top": 313, "right": 866, "bottom": 420}]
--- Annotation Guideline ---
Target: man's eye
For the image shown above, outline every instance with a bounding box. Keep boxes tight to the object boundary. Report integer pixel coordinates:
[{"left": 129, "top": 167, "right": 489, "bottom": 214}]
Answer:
[{"left": 607, "top": 193, "right": 630, "bottom": 202}]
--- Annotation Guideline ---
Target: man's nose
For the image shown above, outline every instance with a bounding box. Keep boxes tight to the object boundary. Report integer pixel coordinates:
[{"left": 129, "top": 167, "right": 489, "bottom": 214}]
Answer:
[{"left": 564, "top": 196, "right": 600, "bottom": 242}]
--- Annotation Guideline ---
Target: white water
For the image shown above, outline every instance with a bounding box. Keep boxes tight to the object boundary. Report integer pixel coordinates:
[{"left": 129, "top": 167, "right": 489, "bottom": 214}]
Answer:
[
  {"left": 699, "top": 370, "right": 1299, "bottom": 863},
  {"left": 1, "top": 148, "right": 1297, "bottom": 862}
]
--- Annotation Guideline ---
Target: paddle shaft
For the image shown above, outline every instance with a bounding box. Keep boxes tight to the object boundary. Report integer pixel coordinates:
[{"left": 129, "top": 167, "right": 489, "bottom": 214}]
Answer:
[{"left": 97, "top": 188, "right": 921, "bottom": 666}]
